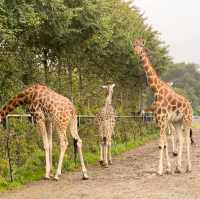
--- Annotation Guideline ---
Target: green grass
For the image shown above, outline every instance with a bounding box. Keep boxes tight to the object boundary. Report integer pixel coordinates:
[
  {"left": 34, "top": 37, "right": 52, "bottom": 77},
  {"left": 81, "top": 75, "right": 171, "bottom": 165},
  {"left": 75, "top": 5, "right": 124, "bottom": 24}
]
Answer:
[
  {"left": 192, "top": 122, "right": 200, "bottom": 130},
  {"left": 112, "top": 132, "right": 159, "bottom": 155},
  {"left": 0, "top": 132, "right": 159, "bottom": 192}
]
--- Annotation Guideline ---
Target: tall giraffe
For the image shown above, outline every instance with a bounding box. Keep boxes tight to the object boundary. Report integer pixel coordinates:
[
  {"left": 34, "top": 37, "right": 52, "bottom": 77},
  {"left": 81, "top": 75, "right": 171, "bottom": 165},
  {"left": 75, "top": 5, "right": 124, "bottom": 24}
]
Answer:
[
  {"left": 143, "top": 82, "right": 178, "bottom": 156},
  {"left": 95, "top": 83, "right": 116, "bottom": 167},
  {"left": 0, "top": 84, "right": 88, "bottom": 180},
  {"left": 132, "top": 39, "right": 193, "bottom": 175},
  {"left": 143, "top": 81, "right": 194, "bottom": 155}
]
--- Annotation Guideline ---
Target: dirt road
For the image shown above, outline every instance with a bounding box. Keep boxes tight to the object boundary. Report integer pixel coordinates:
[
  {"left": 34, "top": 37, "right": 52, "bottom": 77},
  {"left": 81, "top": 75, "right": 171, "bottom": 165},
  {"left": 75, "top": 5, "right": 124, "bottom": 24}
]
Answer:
[{"left": 1, "top": 130, "right": 200, "bottom": 199}]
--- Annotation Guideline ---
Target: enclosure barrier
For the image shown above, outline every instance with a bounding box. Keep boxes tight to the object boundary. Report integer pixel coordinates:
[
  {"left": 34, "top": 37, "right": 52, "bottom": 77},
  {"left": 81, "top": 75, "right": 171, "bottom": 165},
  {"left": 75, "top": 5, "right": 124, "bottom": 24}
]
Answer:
[{"left": 2, "top": 113, "right": 154, "bottom": 182}]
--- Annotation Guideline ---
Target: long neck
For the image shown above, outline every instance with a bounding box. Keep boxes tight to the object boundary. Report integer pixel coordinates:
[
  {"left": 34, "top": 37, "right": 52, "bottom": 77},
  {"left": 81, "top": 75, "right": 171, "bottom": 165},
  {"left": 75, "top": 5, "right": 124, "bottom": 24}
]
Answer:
[
  {"left": 105, "top": 91, "right": 113, "bottom": 106},
  {"left": 0, "top": 91, "right": 28, "bottom": 120},
  {"left": 140, "top": 51, "right": 160, "bottom": 95}
]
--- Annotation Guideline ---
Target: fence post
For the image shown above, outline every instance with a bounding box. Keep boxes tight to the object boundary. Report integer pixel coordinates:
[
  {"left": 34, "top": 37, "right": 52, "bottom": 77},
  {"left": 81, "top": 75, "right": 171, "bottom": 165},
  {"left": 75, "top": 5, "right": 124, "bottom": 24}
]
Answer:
[{"left": 5, "top": 116, "right": 13, "bottom": 182}]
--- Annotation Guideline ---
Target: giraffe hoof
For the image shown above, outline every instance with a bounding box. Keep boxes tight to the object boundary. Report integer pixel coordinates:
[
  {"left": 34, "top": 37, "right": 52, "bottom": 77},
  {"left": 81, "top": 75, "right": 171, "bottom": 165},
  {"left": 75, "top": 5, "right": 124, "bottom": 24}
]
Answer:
[
  {"left": 175, "top": 167, "right": 182, "bottom": 174},
  {"left": 82, "top": 175, "right": 89, "bottom": 180},
  {"left": 102, "top": 163, "right": 109, "bottom": 168},
  {"left": 108, "top": 160, "right": 112, "bottom": 165},
  {"left": 99, "top": 160, "right": 104, "bottom": 166},
  {"left": 53, "top": 176, "right": 60, "bottom": 181},
  {"left": 165, "top": 169, "right": 172, "bottom": 175},
  {"left": 157, "top": 169, "right": 163, "bottom": 176},
  {"left": 173, "top": 152, "right": 178, "bottom": 156},
  {"left": 157, "top": 172, "right": 163, "bottom": 176},
  {"left": 186, "top": 166, "right": 192, "bottom": 173},
  {"left": 82, "top": 171, "right": 89, "bottom": 180},
  {"left": 44, "top": 176, "right": 51, "bottom": 180}
]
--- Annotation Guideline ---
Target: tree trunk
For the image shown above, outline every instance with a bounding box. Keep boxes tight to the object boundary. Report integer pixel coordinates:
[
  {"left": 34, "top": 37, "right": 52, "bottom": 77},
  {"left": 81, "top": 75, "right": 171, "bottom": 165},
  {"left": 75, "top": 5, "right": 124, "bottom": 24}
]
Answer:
[
  {"left": 78, "top": 66, "right": 83, "bottom": 94},
  {"left": 43, "top": 49, "right": 49, "bottom": 84},
  {"left": 57, "top": 64, "right": 62, "bottom": 93},
  {"left": 67, "top": 63, "right": 73, "bottom": 100}
]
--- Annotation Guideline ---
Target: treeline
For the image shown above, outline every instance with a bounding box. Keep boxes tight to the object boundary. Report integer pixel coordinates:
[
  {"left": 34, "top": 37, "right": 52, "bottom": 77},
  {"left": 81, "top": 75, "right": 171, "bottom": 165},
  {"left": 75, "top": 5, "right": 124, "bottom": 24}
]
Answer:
[{"left": 0, "top": 0, "right": 170, "bottom": 114}]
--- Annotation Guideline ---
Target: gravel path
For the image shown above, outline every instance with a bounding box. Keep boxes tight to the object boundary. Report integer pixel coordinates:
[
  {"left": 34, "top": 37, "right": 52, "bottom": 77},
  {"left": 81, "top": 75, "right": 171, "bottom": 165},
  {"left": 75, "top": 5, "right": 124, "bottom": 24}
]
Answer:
[{"left": 1, "top": 129, "right": 200, "bottom": 199}]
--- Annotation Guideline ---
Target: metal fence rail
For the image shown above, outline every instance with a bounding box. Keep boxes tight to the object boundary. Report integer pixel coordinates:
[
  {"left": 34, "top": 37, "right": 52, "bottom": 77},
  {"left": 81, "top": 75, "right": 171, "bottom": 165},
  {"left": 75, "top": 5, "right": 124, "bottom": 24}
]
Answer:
[{"left": 2, "top": 113, "right": 154, "bottom": 182}]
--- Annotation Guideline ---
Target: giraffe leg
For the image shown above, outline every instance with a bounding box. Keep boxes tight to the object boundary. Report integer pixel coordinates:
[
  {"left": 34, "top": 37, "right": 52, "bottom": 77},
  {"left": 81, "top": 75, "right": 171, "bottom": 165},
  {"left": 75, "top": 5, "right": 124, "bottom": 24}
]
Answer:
[
  {"left": 70, "top": 117, "right": 88, "bottom": 180},
  {"left": 102, "top": 137, "right": 109, "bottom": 168},
  {"left": 163, "top": 134, "right": 171, "bottom": 174},
  {"left": 169, "top": 124, "right": 178, "bottom": 156},
  {"left": 54, "top": 129, "right": 68, "bottom": 180},
  {"left": 185, "top": 126, "right": 192, "bottom": 172},
  {"left": 76, "top": 138, "right": 89, "bottom": 179},
  {"left": 175, "top": 123, "right": 184, "bottom": 173},
  {"left": 99, "top": 139, "right": 104, "bottom": 165},
  {"left": 46, "top": 121, "right": 53, "bottom": 176},
  {"left": 158, "top": 135, "right": 164, "bottom": 175},
  {"left": 36, "top": 120, "right": 51, "bottom": 179},
  {"left": 108, "top": 139, "right": 112, "bottom": 165},
  {"left": 172, "top": 130, "right": 178, "bottom": 156},
  {"left": 158, "top": 123, "right": 167, "bottom": 176}
]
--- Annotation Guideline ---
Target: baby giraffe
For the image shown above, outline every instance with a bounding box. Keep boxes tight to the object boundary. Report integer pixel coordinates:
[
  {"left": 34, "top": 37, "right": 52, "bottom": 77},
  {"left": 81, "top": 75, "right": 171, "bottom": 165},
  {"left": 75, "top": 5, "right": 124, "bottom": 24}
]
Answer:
[
  {"left": 0, "top": 84, "right": 88, "bottom": 180},
  {"left": 96, "top": 84, "right": 116, "bottom": 167}
]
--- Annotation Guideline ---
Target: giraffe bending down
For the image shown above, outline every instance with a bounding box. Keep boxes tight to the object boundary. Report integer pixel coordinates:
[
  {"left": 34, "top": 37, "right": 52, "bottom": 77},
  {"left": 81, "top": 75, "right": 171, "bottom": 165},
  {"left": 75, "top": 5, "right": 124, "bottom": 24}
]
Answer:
[
  {"left": 132, "top": 39, "right": 193, "bottom": 175},
  {"left": 95, "top": 84, "right": 116, "bottom": 167},
  {"left": 0, "top": 84, "right": 88, "bottom": 180}
]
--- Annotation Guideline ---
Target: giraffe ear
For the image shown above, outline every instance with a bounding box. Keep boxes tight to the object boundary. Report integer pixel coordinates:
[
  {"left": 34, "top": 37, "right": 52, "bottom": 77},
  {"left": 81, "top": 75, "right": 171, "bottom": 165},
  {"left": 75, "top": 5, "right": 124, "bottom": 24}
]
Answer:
[
  {"left": 169, "top": 82, "right": 174, "bottom": 86},
  {"left": 101, "top": 85, "right": 107, "bottom": 89},
  {"left": 167, "top": 81, "right": 174, "bottom": 86},
  {"left": 111, "top": 83, "right": 115, "bottom": 88},
  {"left": 141, "top": 39, "right": 145, "bottom": 46}
]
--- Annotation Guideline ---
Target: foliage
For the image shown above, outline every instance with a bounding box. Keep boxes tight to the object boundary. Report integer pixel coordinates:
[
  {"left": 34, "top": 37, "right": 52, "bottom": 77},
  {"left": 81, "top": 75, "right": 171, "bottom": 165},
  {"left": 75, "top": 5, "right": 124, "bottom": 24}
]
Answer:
[{"left": 0, "top": 0, "right": 170, "bottom": 110}]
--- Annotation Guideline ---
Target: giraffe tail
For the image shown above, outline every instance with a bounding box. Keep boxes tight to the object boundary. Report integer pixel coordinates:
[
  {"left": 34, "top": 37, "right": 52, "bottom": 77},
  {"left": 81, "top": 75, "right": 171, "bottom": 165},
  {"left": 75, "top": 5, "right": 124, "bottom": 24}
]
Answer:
[
  {"left": 69, "top": 115, "right": 79, "bottom": 164},
  {"left": 190, "top": 128, "right": 194, "bottom": 145},
  {"left": 73, "top": 138, "right": 78, "bottom": 163}
]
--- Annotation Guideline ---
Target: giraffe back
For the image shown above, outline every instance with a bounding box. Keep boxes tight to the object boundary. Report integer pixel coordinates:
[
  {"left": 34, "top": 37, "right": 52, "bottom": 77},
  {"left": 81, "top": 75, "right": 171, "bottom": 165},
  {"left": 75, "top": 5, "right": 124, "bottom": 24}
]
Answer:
[
  {"left": 0, "top": 84, "right": 77, "bottom": 130},
  {"left": 96, "top": 104, "right": 116, "bottom": 138}
]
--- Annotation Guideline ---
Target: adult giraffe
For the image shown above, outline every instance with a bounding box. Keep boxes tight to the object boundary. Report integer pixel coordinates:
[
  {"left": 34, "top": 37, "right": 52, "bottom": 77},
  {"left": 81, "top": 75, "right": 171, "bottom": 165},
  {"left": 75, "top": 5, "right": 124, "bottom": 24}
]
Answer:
[
  {"left": 143, "top": 81, "right": 194, "bottom": 156},
  {"left": 132, "top": 39, "right": 193, "bottom": 175},
  {"left": 0, "top": 84, "right": 88, "bottom": 180}
]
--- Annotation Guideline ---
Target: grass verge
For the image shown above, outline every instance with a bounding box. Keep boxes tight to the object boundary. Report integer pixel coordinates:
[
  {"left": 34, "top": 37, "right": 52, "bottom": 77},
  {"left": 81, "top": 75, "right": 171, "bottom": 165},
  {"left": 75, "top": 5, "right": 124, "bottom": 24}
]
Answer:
[{"left": 0, "top": 132, "right": 158, "bottom": 192}]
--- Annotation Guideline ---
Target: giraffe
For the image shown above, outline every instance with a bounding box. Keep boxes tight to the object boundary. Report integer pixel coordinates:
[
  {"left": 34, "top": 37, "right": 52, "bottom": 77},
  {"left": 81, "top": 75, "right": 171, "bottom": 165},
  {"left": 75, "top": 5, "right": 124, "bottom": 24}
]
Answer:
[
  {"left": 95, "top": 83, "right": 116, "bottom": 167},
  {"left": 0, "top": 84, "right": 88, "bottom": 180},
  {"left": 143, "top": 81, "right": 194, "bottom": 156},
  {"left": 132, "top": 39, "right": 193, "bottom": 175}
]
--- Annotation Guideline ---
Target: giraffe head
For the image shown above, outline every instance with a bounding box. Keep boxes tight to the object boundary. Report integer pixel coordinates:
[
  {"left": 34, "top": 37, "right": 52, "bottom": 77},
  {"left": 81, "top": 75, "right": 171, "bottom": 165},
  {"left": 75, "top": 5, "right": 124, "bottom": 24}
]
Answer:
[
  {"left": 102, "top": 83, "right": 115, "bottom": 92},
  {"left": 102, "top": 83, "right": 115, "bottom": 96},
  {"left": 132, "top": 39, "right": 145, "bottom": 56}
]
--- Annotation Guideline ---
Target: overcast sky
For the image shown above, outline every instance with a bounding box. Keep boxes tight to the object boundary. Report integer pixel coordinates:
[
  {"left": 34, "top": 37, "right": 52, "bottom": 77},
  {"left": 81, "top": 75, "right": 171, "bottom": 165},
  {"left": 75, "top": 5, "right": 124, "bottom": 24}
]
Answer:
[{"left": 132, "top": 0, "right": 200, "bottom": 64}]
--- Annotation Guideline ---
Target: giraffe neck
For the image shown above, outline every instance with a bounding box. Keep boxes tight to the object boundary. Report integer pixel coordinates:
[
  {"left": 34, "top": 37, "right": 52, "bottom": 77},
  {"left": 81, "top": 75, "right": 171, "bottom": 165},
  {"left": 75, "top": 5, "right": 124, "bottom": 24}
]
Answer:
[
  {"left": 0, "top": 90, "right": 29, "bottom": 120},
  {"left": 105, "top": 91, "right": 113, "bottom": 106},
  {"left": 140, "top": 51, "right": 161, "bottom": 95}
]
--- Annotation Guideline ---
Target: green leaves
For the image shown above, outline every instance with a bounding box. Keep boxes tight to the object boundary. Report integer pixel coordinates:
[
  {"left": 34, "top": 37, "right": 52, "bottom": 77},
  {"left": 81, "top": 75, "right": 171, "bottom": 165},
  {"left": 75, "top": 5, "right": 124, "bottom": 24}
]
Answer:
[{"left": 0, "top": 0, "right": 170, "bottom": 111}]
